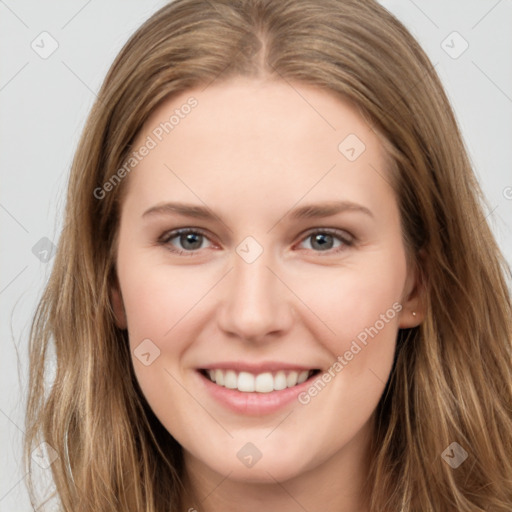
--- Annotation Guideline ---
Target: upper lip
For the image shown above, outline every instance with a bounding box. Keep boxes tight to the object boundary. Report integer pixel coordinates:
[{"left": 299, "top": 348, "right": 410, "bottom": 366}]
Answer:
[{"left": 198, "top": 361, "right": 319, "bottom": 373}]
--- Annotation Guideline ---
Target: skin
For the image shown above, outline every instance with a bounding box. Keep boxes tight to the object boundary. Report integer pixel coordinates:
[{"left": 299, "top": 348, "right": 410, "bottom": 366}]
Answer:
[{"left": 111, "top": 76, "right": 424, "bottom": 512}]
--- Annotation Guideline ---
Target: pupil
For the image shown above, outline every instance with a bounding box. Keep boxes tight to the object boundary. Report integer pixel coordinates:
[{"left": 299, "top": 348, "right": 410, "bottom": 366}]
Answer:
[
  {"left": 182, "top": 233, "right": 202, "bottom": 250},
  {"left": 312, "top": 233, "right": 332, "bottom": 251}
]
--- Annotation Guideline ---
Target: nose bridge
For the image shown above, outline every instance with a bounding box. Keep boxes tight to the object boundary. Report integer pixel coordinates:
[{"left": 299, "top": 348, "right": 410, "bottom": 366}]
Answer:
[
  {"left": 217, "top": 243, "right": 292, "bottom": 341},
  {"left": 233, "top": 250, "right": 274, "bottom": 304}
]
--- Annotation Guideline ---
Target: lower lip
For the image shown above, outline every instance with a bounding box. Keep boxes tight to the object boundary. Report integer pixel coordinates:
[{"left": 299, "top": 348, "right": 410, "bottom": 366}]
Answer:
[{"left": 196, "top": 370, "right": 317, "bottom": 415}]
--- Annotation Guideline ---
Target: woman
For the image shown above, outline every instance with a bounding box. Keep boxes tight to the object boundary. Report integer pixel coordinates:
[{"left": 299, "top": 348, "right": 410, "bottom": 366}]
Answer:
[{"left": 25, "top": 0, "right": 512, "bottom": 511}]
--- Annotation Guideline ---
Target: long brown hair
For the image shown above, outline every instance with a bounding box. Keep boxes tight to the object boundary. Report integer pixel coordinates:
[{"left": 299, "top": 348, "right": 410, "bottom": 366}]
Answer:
[{"left": 25, "top": 0, "right": 512, "bottom": 510}]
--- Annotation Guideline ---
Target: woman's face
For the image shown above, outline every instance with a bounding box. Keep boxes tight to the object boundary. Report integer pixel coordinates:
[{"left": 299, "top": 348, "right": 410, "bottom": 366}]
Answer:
[{"left": 112, "top": 76, "right": 421, "bottom": 484}]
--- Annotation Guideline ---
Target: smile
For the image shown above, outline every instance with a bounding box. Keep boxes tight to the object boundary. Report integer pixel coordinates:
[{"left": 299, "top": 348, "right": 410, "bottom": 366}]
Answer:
[{"left": 200, "top": 369, "right": 320, "bottom": 393}]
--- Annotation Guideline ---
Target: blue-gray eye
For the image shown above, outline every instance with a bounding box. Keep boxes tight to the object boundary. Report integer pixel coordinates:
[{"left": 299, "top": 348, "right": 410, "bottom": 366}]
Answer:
[
  {"left": 298, "top": 230, "right": 352, "bottom": 252},
  {"left": 161, "top": 229, "right": 211, "bottom": 254}
]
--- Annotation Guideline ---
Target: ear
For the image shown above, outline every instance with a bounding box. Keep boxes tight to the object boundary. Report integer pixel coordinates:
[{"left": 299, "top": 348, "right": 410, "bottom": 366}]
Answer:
[
  {"left": 398, "top": 248, "right": 426, "bottom": 328},
  {"left": 110, "top": 275, "right": 127, "bottom": 330}
]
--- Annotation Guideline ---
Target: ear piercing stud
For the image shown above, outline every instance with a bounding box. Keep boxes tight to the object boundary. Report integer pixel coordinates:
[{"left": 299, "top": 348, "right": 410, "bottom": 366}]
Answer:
[{"left": 412, "top": 311, "right": 417, "bottom": 316}]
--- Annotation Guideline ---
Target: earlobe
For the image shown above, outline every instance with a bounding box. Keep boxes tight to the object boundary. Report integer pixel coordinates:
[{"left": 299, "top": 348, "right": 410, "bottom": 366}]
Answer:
[
  {"left": 398, "top": 250, "right": 426, "bottom": 328},
  {"left": 110, "top": 280, "right": 128, "bottom": 329},
  {"left": 398, "top": 299, "right": 425, "bottom": 328},
  {"left": 398, "top": 307, "right": 424, "bottom": 328}
]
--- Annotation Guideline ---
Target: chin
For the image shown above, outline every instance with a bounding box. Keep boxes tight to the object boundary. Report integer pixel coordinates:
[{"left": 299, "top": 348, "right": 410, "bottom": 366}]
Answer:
[{"left": 201, "top": 449, "right": 313, "bottom": 484}]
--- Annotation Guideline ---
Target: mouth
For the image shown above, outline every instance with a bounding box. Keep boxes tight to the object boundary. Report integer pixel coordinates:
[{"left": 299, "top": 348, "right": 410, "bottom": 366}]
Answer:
[{"left": 199, "top": 368, "right": 322, "bottom": 393}]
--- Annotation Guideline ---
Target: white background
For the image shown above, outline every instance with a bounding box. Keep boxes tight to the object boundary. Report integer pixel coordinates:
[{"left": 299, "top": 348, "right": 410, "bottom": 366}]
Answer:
[{"left": 1, "top": 1, "right": 511, "bottom": 509}]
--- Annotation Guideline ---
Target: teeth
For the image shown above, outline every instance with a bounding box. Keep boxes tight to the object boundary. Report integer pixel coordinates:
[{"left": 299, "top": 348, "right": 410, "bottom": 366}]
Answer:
[
  {"left": 297, "top": 370, "right": 309, "bottom": 384},
  {"left": 214, "top": 369, "right": 224, "bottom": 386},
  {"left": 274, "top": 371, "right": 287, "bottom": 391},
  {"left": 286, "top": 371, "right": 298, "bottom": 387},
  {"left": 238, "top": 371, "right": 255, "bottom": 392},
  {"left": 224, "top": 370, "right": 237, "bottom": 389},
  {"left": 204, "top": 369, "right": 314, "bottom": 393},
  {"left": 254, "top": 372, "right": 273, "bottom": 393}
]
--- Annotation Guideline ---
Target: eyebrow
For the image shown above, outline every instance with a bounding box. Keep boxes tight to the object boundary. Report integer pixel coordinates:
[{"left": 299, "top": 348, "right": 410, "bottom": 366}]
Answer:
[{"left": 142, "top": 200, "right": 374, "bottom": 221}]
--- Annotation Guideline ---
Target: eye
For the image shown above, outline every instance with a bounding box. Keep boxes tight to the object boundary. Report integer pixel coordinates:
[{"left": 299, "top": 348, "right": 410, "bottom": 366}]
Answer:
[
  {"left": 158, "top": 227, "right": 355, "bottom": 256},
  {"left": 296, "top": 229, "right": 354, "bottom": 254},
  {"left": 159, "top": 228, "right": 213, "bottom": 255}
]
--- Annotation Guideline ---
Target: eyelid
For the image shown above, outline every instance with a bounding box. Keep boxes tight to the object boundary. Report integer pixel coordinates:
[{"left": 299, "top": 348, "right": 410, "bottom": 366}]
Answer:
[
  {"left": 293, "top": 227, "right": 355, "bottom": 254},
  {"left": 159, "top": 226, "right": 211, "bottom": 243},
  {"left": 158, "top": 227, "right": 216, "bottom": 253},
  {"left": 298, "top": 227, "right": 354, "bottom": 244},
  {"left": 158, "top": 226, "right": 355, "bottom": 256}
]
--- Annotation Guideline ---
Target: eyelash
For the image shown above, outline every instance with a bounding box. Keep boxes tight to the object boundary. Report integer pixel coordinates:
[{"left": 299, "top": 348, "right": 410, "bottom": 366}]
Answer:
[{"left": 158, "top": 227, "right": 355, "bottom": 257}]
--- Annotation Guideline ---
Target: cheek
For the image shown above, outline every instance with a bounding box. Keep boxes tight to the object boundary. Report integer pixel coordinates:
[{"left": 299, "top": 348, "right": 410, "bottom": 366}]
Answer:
[
  {"left": 117, "top": 256, "right": 222, "bottom": 406},
  {"left": 293, "top": 250, "right": 407, "bottom": 358},
  {"left": 118, "top": 261, "right": 209, "bottom": 412},
  {"left": 291, "top": 253, "right": 406, "bottom": 445},
  {"left": 120, "top": 241, "right": 407, "bottom": 359},
  {"left": 119, "top": 256, "right": 210, "bottom": 345}
]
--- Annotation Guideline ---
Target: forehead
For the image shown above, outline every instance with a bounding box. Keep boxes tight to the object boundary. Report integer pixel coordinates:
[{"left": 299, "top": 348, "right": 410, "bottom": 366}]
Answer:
[{"left": 123, "top": 77, "right": 395, "bottom": 217}]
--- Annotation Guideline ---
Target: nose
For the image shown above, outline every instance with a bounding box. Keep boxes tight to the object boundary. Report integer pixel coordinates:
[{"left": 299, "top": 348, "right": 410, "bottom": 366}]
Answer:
[{"left": 216, "top": 248, "right": 295, "bottom": 343}]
